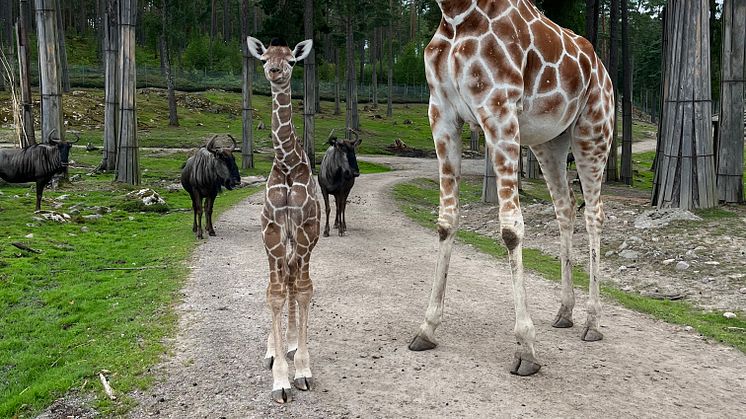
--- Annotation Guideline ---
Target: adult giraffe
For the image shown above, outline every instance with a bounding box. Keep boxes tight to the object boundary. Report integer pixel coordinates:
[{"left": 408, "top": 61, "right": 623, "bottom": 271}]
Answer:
[
  {"left": 246, "top": 37, "right": 320, "bottom": 403},
  {"left": 409, "top": 0, "right": 615, "bottom": 376}
]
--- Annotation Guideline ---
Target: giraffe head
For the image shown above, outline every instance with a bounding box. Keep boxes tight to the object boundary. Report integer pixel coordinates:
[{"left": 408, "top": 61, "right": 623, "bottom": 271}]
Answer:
[{"left": 246, "top": 36, "right": 313, "bottom": 85}]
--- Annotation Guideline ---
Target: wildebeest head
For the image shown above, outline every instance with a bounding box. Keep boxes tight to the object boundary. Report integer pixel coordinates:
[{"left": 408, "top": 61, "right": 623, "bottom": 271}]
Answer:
[
  {"left": 328, "top": 134, "right": 362, "bottom": 179},
  {"left": 52, "top": 131, "right": 79, "bottom": 169},
  {"left": 207, "top": 135, "right": 241, "bottom": 190}
]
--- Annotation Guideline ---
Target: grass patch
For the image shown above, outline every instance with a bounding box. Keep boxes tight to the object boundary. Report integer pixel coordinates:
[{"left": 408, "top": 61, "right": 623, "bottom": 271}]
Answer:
[
  {"left": 358, "top": 160, "right": 392, "bottom": 174},
  {"left": 392, "top": 178, "right": 746, "bottom": 353},
  {"left": 0, "top": 150, "right": 263, "bottom": 417}
]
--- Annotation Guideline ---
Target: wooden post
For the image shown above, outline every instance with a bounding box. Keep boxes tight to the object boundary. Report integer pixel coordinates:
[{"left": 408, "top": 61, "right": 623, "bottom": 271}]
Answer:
[
  {"left": 526, "top": 147, "right": 541, "bottom": 179},
  {"left": 115, "top": 0, "right": 139, "bottom": 185},
  {"left": 716, "top": 0, "right": 745, "bottom": 203},
  {"left": 303, "top": 0, "right": 316, "bottom": 170},
  {"left": 483, "top": 143, "right": 498, "bottom": 203},
  {"left": 54, "top": 0, "right": 70, "bottom": 93},
  {"left": 240, "top": 0, "right": 254, "bottom": 169},
  {"left": 16, "top": 8, "right": 35, "bottom": 146},
  {"left": 102, "top": 0, "right": 118, "bottom": 171},
  {"left": 653, "top": 0, "right": 717, "bottom": 210},
  {"left": 470, "top": 126, "right": 479, "bottom": 152},
  {"left": 34, "top": 0, "right": 64, "bottom": 144}
]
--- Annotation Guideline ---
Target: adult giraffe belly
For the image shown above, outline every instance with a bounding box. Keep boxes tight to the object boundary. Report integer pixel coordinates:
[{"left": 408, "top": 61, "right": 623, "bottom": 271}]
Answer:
[{"left": 516, "top": 94, "right": 578, "bottom": 146}]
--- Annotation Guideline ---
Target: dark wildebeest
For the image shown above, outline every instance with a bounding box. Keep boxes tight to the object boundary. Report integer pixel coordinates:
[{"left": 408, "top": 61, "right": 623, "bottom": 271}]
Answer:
[
  {"left": 181, "top": 135, "right": 241, "bottom": 239},
  {"left": 318, "top": 129, "right": 362, "bottom": 237},
  {"left": 0, "top": 131, "right": 78, "bottom": 211}
]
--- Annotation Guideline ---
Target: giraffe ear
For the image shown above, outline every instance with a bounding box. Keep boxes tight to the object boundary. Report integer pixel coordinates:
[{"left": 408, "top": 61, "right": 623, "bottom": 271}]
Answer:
[
  {"left": 292, "top": 39, "right": 313, "bottom": 62},
  {"left": 246, "top": 36, "right": 266, "bottom": 61}
]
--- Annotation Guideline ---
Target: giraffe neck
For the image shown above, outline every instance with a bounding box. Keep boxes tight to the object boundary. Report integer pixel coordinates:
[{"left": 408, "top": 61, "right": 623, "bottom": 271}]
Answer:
[
  {"left": 436, "top": 0, "right": 514, "bottom": 19},
  {"left": 270, "top": 81, "right": 302, "bottom": 171}
]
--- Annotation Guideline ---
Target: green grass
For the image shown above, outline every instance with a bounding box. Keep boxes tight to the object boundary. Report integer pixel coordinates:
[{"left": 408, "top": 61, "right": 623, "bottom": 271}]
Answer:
[
  {"left": 392, "top": 178, "right": 746, "bottom": 353},
  {"left": 0, "top": 150, "right": 263, "bottom": 417}
]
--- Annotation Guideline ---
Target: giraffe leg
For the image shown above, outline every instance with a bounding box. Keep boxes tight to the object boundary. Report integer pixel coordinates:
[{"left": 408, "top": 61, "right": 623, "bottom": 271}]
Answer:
[
  {"left": 293, "top": 224, "right": 318, "bottom": 390},
  {"left": 263, "top": 223, "right": 293, "bottom": 402},
  {"left": 482, "top": 111, "right": 540, "bottom": 376},
  {"left": 573, "top": 115, "right": 612, "bottom": 343},
  {"left": 286, "top": 273, "right": 298, "bottom": 361},
  {"left": 409, "top": 102, "right": 463, "bottom": 352},
  {"left": 530, "top": 133, "right": 576, "bottom": 329}
]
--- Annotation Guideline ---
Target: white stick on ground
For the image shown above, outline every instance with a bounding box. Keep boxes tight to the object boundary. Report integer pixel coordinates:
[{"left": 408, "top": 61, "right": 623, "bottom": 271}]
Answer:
[{"left": 99, "top": 372, "right": 116, "bottom": 400}]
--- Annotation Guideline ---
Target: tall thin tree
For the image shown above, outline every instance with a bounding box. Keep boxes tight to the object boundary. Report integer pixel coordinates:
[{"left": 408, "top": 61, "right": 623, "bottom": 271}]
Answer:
[
  {"left": 606, "top": 0, "right": 619, "bottom": 182},
  {"left": 116, "top": 0, "right": 139, "bottom": 184},
  {"left": 345, "top": 13, "right": 359, "bottom": 135},
  {"left": 160, "top": 0, "right": 177, "bottom": 127},
  {"left": 653, "top": 0, "right": 717, "bottom": 209},
  {"left": 34, "top": 0, "right": 64, "bottom": 145},
  {"left": 387, "top": 0, "right": 394, "bottom": 118},
  {"left": 240, "top": 0, "right": 254, "bottom": 169},
  {"left": 716, "top": 0, "right": 745, "bottom": 203},
  {"left": 303, "top": 0, "right": 316, "bottom": 169},
  {"left": 101, "top": 0, "right": 119, "bottom": 171},
  {"left": 54, "top": 0, "right": 70, "bottom": 92},
  {"left": 17, "top": 0, "right": 35, "bottom": 146},
  {"left": 620, "top": 0, "right": 633, "bottom": 185}
]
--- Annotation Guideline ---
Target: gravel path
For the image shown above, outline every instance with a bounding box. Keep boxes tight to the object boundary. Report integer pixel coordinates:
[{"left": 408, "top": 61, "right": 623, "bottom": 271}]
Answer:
[{"left": 130, "top": 156, "right": 746, "bottom": 418}]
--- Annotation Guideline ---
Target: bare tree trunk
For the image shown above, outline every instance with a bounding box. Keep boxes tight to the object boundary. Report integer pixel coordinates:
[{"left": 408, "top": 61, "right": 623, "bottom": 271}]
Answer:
[
  {"left": 116, "top": 0, "right": 139, "bottom": 185},
  {"left": 102, "top": 0, "right": 118, "bottom": 171},
  {"left": 358, "top": 38, "right": 364, "bottom": 91},
  {"left": 621, "top": 0, "right": 633, "bottom": 185},
  {"left": 210, "top": 0, "right": 217, "bottom": 40},
  {"left": 16, "top": 2, "right": 35, "bottom": 146},
  {"left": 585, "top": 0, "right": 600, "bottom": 47},
  {"left": 526, "top": 147, "right": 541, "bottom": 179},
  {"left": 240, "top": 0, "right": 254, "bottom": 169},
  {"left": 653, "top": 0, "right": 716, "bottom": 209},
  {"left": 606, "top": 0, "right": 619, "bottom": 181},
  {"left": 345, "top": 16, "right": 359, "bottom": 134},
  {"left": 387, "top": 0, "right": 393, "bottom": 118},
  {"left": 470, "top": 126, "right": 479, "bottom": 152},
  {"left": 334, "top": 46, "right": 341, "bottom": 115},
  {"left": 371, "top": 27, "right": 378, "bottom": 108},
  {"left": 222, "top": 0, "right": 229, "bottom": 41},
  {"left": 483, "top": 143, "right": 498, "bottom": 203},
  {"left": 303, "top": 0, "right": 316, "bottom": 169},
  {"left": 0, "top": 0, "right": 10, "bottom": 91},
  {"left": 54, "top": 0, "right": 70, "bottom": 92},
  {"left": 34, "top": 0, "right": 64, "bottom": 145},
  {"left": 161, "top": 0, "right": 177, "bottom": 127},
  {"left": 716, "top": 0, "right": 745, "bottom": 203},
  {"left": 409, "top": 0, "right": 417, "bottom": 41}
]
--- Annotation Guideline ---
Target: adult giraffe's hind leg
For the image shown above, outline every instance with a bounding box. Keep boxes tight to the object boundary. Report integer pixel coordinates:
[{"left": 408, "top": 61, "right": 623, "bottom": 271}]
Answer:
[
  {"left": 409, "top": 102, "right": 463, "bottom": 352},
  {"left": 530, "top": 133, "right": 576, "bottom": 329},
  {"left": 482, "top": 110, "right": 540, "bottom": 376}
]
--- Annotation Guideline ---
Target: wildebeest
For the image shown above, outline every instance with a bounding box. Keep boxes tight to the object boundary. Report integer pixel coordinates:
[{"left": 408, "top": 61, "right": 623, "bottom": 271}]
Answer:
[
  {"left": 181, "top": 135, "right": 241, "bottom": 239},
  {"left": 0, "top": 131, "right": 78, "bottom": 211},
  {"left": 318, "top": 129, "right": 362, "bottom": 237}
]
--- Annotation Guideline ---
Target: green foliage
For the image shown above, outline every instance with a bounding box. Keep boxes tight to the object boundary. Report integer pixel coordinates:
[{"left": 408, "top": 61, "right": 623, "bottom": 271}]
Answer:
[{"left": 394, "top": 41, "right": 426, "bottom": 85}]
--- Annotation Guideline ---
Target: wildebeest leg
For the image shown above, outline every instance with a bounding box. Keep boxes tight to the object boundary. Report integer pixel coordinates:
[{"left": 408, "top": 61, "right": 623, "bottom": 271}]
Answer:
[
  {"left": 333, "top": 192, "right": 342, "bottom": 230},
  {"left": 195, "top": 191, "right": 204, "bottom": 239},
  {"left": 322, "top": 190, "right": 331, "bottom": 237},
  {"left": 35, "top": 179, "right": 46, "bottom": 211},
  {"left": 189, "top": 192, "right": 199, "bottom": 233},
  {"left": 339, "top": 188, "right": 351, "bottom": 235},
  {"left": 206, "top": 194, "right": 217, "bottom": 236}
]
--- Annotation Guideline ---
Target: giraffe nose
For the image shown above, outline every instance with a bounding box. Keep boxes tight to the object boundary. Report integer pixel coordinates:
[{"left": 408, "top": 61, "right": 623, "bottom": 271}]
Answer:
[{"left": 269, "top": 67, "right": 281, "bottom": 74}]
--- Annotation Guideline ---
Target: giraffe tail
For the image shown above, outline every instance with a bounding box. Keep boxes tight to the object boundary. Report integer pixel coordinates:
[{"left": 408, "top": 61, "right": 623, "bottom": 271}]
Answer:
[{"left": 285, "top": 230, "right": 300, "bottom": 278}]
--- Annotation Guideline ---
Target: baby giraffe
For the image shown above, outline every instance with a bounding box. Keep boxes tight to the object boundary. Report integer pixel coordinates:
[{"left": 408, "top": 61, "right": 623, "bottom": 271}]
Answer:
[{"left": 247, "top": 37, "right": 320, "bottom": 404}]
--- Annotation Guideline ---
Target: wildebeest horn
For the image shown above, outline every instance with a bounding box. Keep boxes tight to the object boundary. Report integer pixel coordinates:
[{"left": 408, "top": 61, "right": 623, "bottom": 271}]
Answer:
[
  {"left": 47, "top": 129, "right": 59, "bottom": 143},
  {"left": 206, "top": 135, "right": 219, "bottom": 151},
  {"left": 69, "top": 131, "right": 81, "bottom": 144},
  {"left": 226, "top": 134, "right": 237, "bottom": 151}
]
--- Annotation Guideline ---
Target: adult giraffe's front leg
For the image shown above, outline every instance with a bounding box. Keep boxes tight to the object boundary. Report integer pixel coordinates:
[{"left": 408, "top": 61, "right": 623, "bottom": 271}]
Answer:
[
  {"left": 482, "top": 111, "right": 540, "bottom": 376},
  {"left": 409, "top": 102, "right": 463, "bottom": 351}
]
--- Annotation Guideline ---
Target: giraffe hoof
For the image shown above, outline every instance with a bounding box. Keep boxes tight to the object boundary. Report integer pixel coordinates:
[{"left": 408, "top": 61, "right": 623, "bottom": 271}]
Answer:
[
  {"left": 510, "top": 353, "right": 542, "bottom": 376},
  {"left": 263, "top": 356, "right": 274, "bottom": 370},
  {"left": 552, "top": 316, "right": 574, "bottom": 328},
  {"left": 271, "top": 388, "right": 293, "bottom": 404},
  {"left": 286, "top": 349, "right": 296, "bottom": 361},
  {"left": 408, "top": 334, "right": 437, "bottom": 351},
  {"left": 293, "top": 376, "right": 313, "bottom": 391},
  {"left": 208, "top": 230, "right": 216, "bottom": 237},
  {"left": 323, "top": 231, "right": 329, "bottom": 237},
  {"left": 581, "top": 327, "right": 604, "bottom": 342}
]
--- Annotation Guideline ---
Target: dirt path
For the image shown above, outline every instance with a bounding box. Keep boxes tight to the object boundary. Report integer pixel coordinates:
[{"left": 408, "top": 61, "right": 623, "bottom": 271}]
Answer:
[{"left": 130, "top": 156, "right": 746, "bottom": 418}]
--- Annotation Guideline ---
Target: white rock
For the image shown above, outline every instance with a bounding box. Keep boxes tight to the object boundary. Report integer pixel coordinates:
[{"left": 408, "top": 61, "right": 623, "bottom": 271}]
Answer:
[
  {"left": 723, "top": 312, "right": 737, "bottom": 319},
  {"left": 634, "top": 209, "right": 702, "bottom": 229},
  {"left": 619, "top": 250, "right": 640, "bottom": 260},
  {"left": 81, "top": 226, "right": 90, "bottom": 233},
  {"left": 25, "top": 233, "right": 34, "bottom": 238},
  {"left": 618, "top": 241, "right": 629, "bottom": 251},
  {"left": 605, "top": 250, "right": 616, "bottom": 257},
  {"left": 739, "top": 287, "right": 746, "bottom": 294},
  {"left": 662, "top": 258, "right": 676, "bottom": 265},
  {"left": 675, "top": 261, "right": 690, "bottom": 271},
  {"left": 703, "top": 261, "right": 720, "bottom": 265},
  {"left": 683, "top": 326, "right": 694, "bottom": 332}
]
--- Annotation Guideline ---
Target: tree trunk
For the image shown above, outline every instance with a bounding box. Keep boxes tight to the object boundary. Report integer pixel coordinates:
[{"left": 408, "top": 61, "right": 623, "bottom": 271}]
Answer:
[
  {"left": 620, "top": 0, "right": 633, "bottom": 185},
  {"left": 210, "top": 0, "right": 217, "bottom": 40},
  {"left": 34, "top": 0, "right": 64, "bottom": 145},
  {"left": 358, "top": 38, "right": 365, "bottom": 91},
  {"left": 345, "top": 16, "right": 359, "bottom": 134},
  {"left": 102, "top": 0, "right": 118, "bottom": 171},
  {"left": 334, "top": 47, "right": 341, "bottom": 115},
  {"left": 53, "top": 0, "right": 70, "bottom": 93},
  {"left": 653, "top": 0, "right": 717, "bottom": 209},
  {"left": 387, "top": 0, "right": 393, "bottom": 118},
  {"left": 0, "top": 1, "right": 11, "bottom": 91},
  {"left": 483, "top": 142, "right": 498, "bottom": 203},
  {"left": 371, "top": 27, "right": 378, "bottom": 108},
  {"left": 240, "top": 0, "right": 254, "bottom": 169},
  {"left": 303, "top": 0, "right": 316, "bottom": 170},
  {"left": 16, "top": 3, "right": 35, "bottom": 146},
  {"left": 716, "top": 0, "right": 745, "bottom": 203},
  {"left": 222, "top": 0, "right": 229, "bottom": 41},
  {"left": 161, "top": 0, "right": 177, "bottom": 127},
  {"left": 116, "top": 0, "right": 139, "bottom": 184},
  {"left": 526, "top": 147, "right": 541, "bottom": 179},
  {"left": 606, "top": 0, "right": 619, "bottom": 181},
  {"left": 585, "top": 0, "right": 600, "bottom": 47},
  {"left": 409, "top": 0, "right": 417, "bottom": 41},
  {"left": 470, "top": 126, "right": 479, "bottom": 152}
]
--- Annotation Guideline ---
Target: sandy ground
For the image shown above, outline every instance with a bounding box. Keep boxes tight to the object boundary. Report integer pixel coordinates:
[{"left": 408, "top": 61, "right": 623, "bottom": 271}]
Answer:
[{"left": 128, "top": 156, "right": 746, "bottom": 418}]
